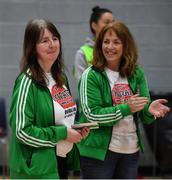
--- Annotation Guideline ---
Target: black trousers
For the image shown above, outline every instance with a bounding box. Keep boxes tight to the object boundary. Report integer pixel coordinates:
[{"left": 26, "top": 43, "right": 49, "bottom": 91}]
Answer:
[{"left": 57, "top": 156, "right": 68, "bottom": 179}]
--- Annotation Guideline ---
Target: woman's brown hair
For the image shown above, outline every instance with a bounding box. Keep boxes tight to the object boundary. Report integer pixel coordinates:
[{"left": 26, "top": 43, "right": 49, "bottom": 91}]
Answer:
[
  {"left": 93, "top": 21, "right": 138, "bottom": 77},
  {"left": 20, "top": 19, "right": 65, "bottom": 86}
]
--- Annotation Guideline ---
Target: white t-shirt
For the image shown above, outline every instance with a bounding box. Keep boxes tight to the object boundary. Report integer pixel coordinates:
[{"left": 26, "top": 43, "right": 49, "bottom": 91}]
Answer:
[
  {"left": 105, "top": 67, "right": 139, "bottom": 154},
  {"left": 46, "top": 73, "right": 77, "bottom": 157}
]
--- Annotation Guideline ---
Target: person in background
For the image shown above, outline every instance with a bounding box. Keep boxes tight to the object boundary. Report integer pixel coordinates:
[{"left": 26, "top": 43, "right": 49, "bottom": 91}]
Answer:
[
  {"left": 77, "top": 21, "right": 170, "bottom": 179},
  {"left": 9, "top": 19, "right": 89, "bottom": 179},
  {"left": 74, "top": 5, "right": 114, "bottom": 82}
]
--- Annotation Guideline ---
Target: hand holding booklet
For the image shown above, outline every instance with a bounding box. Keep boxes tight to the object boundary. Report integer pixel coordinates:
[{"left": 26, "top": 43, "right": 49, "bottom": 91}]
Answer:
[{"left": 71, "top": 122, "right": 99, "bottom": 130}]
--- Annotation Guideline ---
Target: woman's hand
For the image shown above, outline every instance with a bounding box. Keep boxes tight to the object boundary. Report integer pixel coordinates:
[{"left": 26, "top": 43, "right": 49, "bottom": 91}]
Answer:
[
  {"left": 66, "top": 128, "right": 83, "bottom": 143},
  {"left": 128, "top": 94, "right": 148, "bottom": 113},
  {"left": 77, "top": 127, "right": 90, "bottom": 139},
  {"left": 66, "top": 127, "right": 90, "bottom": 143},
  {"left": 149, "top": 99, "right": 170, "bottom": 118}
]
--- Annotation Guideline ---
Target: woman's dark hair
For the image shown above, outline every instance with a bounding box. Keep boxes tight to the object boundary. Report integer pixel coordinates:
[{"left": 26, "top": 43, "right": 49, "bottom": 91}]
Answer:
[
  {"left": 20, "top": 19, "right": 65, "bottom": 86},
  {"left": 93, "top": 21, "right": 138, "bottom": 77},
  {"left": 89, "top": 6, "right": 112, "bottom": 35}
]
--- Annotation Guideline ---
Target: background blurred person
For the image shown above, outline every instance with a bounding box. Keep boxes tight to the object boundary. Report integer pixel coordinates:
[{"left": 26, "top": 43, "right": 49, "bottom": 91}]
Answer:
[{"left": 74, "top": 5, "right": 114, "bottom": 82}]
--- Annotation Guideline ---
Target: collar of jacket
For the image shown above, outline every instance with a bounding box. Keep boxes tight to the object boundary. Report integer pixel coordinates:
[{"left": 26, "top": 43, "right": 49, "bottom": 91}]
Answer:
[
  {"left": 22, "top": 66, "right": 69, "bottom": 91},
  {"left": 19, "top": 66, "right": 47, "bottom": 88},
  {"left": 91, "top": 65, "right": 109, "bottom": 79}
]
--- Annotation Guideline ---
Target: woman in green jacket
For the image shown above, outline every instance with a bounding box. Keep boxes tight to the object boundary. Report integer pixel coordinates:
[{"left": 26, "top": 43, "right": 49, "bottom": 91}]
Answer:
[
  {"left": 77, "top": 21, "right": 170, "bottom": 179},
  {"left": 9, "top": 19, "right": 89, "bottom": 179}
]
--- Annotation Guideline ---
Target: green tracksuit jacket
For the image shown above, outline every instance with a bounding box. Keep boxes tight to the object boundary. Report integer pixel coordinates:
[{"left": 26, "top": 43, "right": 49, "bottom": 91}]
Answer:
[
  {"left": 77, "top": 66, "right": 155, "bottom": 161},
  {"left": 9, "top": 69, "right": 67, "bottom": 179}
]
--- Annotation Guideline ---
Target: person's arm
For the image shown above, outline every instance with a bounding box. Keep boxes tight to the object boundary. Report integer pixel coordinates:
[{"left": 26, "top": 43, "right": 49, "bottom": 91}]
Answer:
[
  {"left": 9, "top": 75, "right": 67, "bottom": 148},
  {"left": 74, "top": 49, "right": 88, "bottom": 82},
  {"left": 79, "top": 68, "right": 132, "bottom": 126}
]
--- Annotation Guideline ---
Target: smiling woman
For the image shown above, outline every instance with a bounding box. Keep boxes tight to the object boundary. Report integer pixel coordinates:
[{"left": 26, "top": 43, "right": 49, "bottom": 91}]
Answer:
[
  {"left": 102, "top": 29, "right": 123, "bottom": 71},
  {"left": 9, "top": 19, "right": 89, "bottom": 179},
  {"left": 77, "top": 21, "right": 170, "bottom": 179}
]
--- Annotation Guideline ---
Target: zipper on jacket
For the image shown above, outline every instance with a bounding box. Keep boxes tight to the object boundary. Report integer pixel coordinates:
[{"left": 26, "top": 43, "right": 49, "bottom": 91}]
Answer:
[
  {"left": 128, "top": 82, "right": 143, "bottom": 151},
  {"left": 100, "top": 70, "right": 116, "bottom": 155}
]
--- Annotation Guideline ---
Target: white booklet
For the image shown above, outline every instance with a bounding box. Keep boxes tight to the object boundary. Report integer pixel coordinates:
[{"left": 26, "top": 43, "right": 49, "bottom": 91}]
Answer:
[{"left": 71, "top": 122, "right": 99, "bottom": 130}]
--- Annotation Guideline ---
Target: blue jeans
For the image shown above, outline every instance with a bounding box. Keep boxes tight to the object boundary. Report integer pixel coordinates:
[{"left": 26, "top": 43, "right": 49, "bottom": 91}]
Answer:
[{"left": 80, "top": 150, "right": 139, "bottom": 179}]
